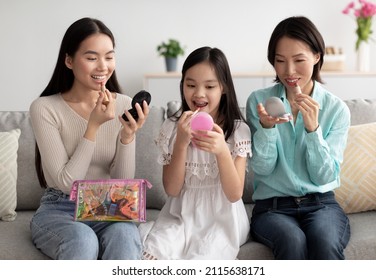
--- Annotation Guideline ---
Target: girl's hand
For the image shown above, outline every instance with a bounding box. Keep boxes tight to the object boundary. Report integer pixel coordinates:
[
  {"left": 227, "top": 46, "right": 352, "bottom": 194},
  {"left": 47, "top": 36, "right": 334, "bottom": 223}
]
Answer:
[
  {"left": 257, "top": 103, "right": 289, "bottom": 129},
  {"left": 294, "top": 93, "right": 319, "bottom": 132},
  {"left": 118, "top": 101, "right": 150, "bottom": 144},
  {"left": 191, "top": 124, "right": 228, "bottom": 155},
  {"left": 175, "top": 110, "right": 196, "bottom": 148}
]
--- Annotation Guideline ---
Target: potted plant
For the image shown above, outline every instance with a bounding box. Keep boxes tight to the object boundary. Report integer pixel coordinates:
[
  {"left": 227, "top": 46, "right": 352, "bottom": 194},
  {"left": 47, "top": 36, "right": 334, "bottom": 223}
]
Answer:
[{"left": 157, "top": 39, "right": 185, "bottom": 72}]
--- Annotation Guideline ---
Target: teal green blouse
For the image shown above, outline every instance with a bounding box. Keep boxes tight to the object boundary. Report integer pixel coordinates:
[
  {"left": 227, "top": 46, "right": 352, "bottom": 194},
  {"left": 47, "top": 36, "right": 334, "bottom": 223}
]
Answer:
[{"left": 246, "top": 81, "right": 350, "bottom": 201}]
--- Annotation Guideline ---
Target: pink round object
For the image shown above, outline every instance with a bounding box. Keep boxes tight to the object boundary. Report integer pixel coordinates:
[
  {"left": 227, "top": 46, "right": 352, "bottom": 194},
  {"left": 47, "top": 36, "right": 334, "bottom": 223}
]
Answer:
[{"left": 190, "top": 112, "right": 214, "bottom": 131}]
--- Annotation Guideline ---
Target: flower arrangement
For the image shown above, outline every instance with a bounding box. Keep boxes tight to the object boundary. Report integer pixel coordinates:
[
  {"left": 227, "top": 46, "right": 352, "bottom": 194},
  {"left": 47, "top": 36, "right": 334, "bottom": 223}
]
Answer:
[{"left": 342, "top": 0, "right": 376, "bottom": 50}]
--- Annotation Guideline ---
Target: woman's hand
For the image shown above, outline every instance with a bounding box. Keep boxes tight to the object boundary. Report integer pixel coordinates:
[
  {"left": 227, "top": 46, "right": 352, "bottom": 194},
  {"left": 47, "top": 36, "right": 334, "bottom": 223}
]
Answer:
[
  {"left": 85, "top": 90, "right": 116, "bottom": 141},
  {"left": 257, "top": 103, "right": 290, "bottom": 129},
  {"left": 294, "top": 93, "right": 320, "bottom": 132},
  {"left": 91, "top": 89, "right": 116, "bottom": 123},
  {"left": 118, "top": 100, "right": 150, "bottom": 144}
]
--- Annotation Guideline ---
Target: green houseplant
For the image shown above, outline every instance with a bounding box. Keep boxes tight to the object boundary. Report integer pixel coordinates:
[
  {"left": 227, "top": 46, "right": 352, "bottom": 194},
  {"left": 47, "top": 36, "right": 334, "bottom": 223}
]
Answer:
[{"left": 157, "top": 39, "right": 185, "bottom": 72}]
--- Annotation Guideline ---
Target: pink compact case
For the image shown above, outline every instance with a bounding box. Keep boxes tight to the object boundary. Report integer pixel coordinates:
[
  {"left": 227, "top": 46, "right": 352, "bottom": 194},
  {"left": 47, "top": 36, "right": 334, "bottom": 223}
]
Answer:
[{"left": 190, "top": 112, "right": 214, "bottom": 131}]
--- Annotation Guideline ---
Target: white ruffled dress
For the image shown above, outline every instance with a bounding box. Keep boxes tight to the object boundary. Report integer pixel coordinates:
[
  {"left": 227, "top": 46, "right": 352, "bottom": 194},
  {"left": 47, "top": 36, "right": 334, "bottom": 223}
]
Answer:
[{"left": 139, "top": 118, "right": 251, "bottom": 260}]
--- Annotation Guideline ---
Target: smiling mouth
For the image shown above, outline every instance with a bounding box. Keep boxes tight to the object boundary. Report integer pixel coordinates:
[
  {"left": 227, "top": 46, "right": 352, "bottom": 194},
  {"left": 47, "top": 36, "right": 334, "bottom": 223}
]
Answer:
[
  {"left": 286, "top": 78, "right": 299, "bottom": 86},
  {"left": 92, "top": 75, "right": 106, "bottom": 80}
]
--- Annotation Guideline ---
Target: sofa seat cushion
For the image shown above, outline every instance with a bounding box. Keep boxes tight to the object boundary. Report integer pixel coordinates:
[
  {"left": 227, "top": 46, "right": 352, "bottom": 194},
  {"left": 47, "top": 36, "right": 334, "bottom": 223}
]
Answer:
[
  {"left": 0, "top": 211, "right": 50, "bottom": 259},
  {"left": 344, "top": 211, "right": 376, "bottom": 259},
  {"left": 335, "top": 122, "right": 376, "bottom": 214}
]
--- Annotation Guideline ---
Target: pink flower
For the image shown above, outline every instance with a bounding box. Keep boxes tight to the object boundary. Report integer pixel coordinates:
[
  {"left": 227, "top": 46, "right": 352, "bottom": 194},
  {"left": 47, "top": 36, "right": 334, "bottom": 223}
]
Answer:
[
  {"left": 361, "top": 2, "right": 376, "bottom": 17},
  {"left": 342, "top": 0, "right": 376, "bottom": 49},
  {"left": 342, "top": 1, "right": 355, "bottom": 14}
]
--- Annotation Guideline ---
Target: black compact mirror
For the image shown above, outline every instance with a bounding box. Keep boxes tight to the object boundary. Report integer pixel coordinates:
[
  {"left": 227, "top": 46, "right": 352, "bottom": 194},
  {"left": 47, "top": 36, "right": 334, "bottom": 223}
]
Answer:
[{"left": 122, "top": 90, "right": 151, "bottom": 121}]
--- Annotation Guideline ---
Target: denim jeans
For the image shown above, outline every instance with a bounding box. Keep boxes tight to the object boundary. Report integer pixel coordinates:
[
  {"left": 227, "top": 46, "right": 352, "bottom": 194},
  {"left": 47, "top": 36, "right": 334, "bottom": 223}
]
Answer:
[
  {"left": 30, "top": 188, "right": 142, "bottom": 260},
  {"left": 250, "top": 191, "right": 350, "bottom": 260}
]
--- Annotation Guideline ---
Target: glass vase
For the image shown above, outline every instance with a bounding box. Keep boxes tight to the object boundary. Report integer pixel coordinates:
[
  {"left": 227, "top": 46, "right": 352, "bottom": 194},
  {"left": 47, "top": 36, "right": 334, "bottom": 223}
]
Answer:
[{"left": 356, "top": 41, "right": 370, "bottom": 72}]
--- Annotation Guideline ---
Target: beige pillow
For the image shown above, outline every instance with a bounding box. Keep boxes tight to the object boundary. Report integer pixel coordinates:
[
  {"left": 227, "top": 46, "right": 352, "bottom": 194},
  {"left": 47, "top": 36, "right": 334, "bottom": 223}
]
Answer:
[
  {"left": 0, "top": 129, "right": 21, "bottom": 221},
  {"left": 335, "top": 122, "right": 376, "bottom": 214}
]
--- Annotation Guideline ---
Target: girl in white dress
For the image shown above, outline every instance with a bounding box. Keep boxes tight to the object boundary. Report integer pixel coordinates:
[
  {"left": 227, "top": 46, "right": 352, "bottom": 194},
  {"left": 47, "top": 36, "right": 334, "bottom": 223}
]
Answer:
[{"left": 139, "top": 47, "right": 251, "bottom": 260}]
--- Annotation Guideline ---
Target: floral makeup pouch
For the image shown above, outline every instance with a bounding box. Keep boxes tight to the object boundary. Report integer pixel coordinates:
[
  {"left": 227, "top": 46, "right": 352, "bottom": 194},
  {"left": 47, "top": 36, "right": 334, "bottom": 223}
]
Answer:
[{"left": 69, "top": 179, "right": 152, "bottom": 222}]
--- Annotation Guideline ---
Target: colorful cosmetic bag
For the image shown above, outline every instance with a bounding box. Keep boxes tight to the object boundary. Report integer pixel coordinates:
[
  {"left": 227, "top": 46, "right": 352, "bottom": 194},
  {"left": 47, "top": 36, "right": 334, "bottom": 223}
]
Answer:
[{"left": 69, "top": 179, "right": 152, "bottom": 222}]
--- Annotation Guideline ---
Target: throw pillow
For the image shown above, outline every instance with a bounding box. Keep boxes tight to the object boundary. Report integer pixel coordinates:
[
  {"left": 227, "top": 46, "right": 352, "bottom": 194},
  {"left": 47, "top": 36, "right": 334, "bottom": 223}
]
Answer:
[
  {"left": 335, "top": 122, "right": 376, "bottom": 214},
  {"left": 0, "top": 129, "right": 21, "bottom": 221}
]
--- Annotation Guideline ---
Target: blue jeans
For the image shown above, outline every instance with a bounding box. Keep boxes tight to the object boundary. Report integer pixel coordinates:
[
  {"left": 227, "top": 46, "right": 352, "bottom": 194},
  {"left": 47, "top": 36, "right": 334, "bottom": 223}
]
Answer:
[
  {"left": 30, "top": 188, "right": 142, "bottom": 260},
  {"left": 250, "top": 191, "right": 350, "bottom": 260}
]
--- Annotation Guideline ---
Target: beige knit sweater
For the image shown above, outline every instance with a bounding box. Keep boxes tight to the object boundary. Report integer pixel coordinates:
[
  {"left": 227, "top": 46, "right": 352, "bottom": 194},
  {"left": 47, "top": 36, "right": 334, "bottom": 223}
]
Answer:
[{"left": 29, "top": 93, "right": 135, "bottom": 194}]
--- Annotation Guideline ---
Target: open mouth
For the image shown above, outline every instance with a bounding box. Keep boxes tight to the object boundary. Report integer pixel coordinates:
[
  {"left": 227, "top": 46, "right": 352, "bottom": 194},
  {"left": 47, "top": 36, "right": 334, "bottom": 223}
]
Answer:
[{"left": 193, "top": 101, "right": 208, "bottom": 109}]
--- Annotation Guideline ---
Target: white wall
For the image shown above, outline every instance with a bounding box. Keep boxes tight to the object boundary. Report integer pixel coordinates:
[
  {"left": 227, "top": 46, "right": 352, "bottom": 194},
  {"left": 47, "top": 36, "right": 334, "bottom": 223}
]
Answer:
[{"left": 1, "top": 0, "right": 374, "bottom": 111}]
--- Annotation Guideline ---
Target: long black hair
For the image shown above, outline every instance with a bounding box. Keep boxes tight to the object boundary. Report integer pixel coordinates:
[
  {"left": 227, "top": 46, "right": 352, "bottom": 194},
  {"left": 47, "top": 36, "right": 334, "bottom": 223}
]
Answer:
[
  {"left": 267, "top": 16, "right": 325, "bottom": 83},
  {"left": 35, "top": 17, "right": 121, "bottom": 188},
  {"left": 176, "top": 46, "right": 245, "bottom": 141}
]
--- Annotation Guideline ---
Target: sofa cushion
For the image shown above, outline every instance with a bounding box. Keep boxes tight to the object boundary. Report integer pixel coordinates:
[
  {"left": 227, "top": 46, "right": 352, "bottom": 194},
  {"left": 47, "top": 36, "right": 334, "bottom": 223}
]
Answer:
[
  {"left": 0, "top": 112, "right": 45, "bottom": 211},
  {"left": 344, "top": 99, "right": 376, "bottom": 125},
  {"left": 136, "top": 106, "right": 167, "bottom": 210},
  {"left": 0, "top": 129, "right": 20, "bottom": 221},
  {"left": 335, "top": 122, "right": 376, "bottom": 214}
]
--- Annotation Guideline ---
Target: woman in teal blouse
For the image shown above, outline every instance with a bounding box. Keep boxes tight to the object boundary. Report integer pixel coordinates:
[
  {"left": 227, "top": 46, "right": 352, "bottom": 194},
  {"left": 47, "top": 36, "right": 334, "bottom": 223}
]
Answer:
[{"left": 246, "top": 16, "right": 351, "bottom": 259}]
